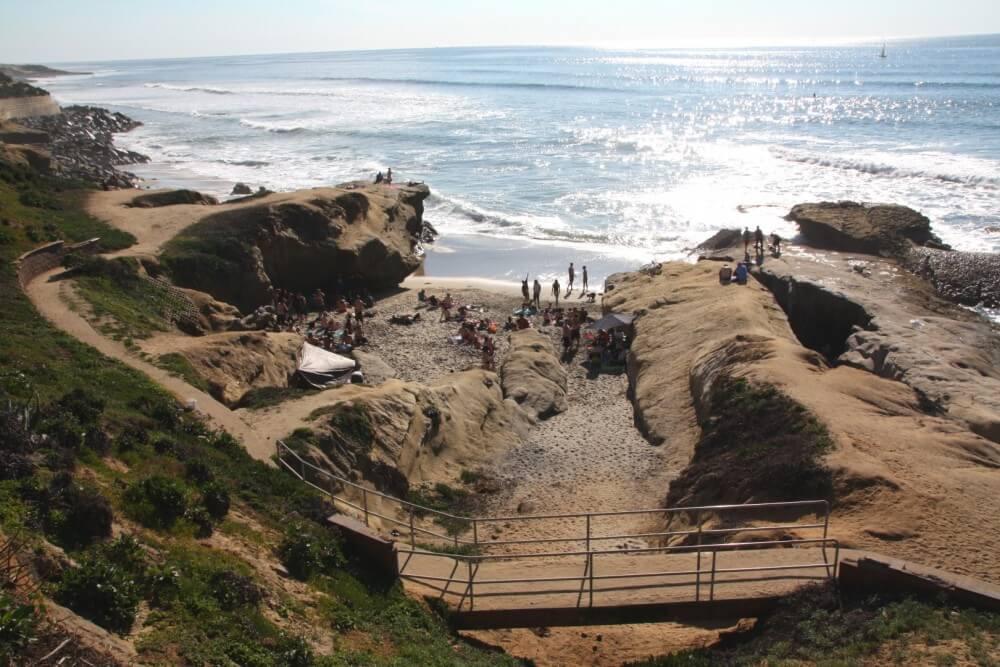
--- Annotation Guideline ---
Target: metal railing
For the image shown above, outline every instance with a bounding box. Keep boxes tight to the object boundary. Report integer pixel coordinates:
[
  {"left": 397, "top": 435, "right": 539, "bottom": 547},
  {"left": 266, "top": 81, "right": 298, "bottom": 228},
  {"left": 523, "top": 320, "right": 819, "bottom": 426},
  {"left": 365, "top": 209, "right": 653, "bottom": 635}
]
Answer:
[
  {"left": 396, "top": 537, "right": 840, "bottom": 611},
  {"left": 276, "top": 439, "right": 839, "bottom": 610}
]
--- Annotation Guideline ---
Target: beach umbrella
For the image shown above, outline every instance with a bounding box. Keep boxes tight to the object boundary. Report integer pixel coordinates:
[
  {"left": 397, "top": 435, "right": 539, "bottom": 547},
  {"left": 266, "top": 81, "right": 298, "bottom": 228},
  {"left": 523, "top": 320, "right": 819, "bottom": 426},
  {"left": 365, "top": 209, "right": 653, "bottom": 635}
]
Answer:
[{"left": 587, "top": 313, "right": 634, "bottom": 331}]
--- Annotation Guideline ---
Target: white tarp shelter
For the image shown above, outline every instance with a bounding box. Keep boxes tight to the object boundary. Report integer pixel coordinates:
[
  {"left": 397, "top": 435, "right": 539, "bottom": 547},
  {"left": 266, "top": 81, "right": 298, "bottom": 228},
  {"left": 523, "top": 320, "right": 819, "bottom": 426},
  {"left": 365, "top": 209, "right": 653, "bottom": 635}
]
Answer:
[{"left": 297, "top": 342, "right": 357, "bottom": 388}]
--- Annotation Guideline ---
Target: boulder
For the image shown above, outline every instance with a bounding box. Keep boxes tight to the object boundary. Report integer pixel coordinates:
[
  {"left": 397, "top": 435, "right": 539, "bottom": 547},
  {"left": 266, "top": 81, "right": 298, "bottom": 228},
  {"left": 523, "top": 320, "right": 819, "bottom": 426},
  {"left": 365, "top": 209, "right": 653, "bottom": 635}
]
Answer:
[
  {"left": 162, "top": 183, "right": 432, "bottom": 311},
  {"left": 173, "top": 331, "right": 302, "bottom": 407},
  {"left": 501, "top": 329, "right": 568, "bottom": 420},
  {"left": 694, "top": 228, "right": 742, "bottom": 253},
  {"left": 130, "top": 189, "right": 218, "bottom": 208},
  {"left": 231, "top": 182, "right": 253, "bottom": 196},
  {"left": 296, "top": 369, "right": 530, "bottom": 494},
  {"left": 786, "top": 201, "right": 947, "bottom": 255},
  {"left": 177, "top": 287, "right": 244, "bottom": 333}
]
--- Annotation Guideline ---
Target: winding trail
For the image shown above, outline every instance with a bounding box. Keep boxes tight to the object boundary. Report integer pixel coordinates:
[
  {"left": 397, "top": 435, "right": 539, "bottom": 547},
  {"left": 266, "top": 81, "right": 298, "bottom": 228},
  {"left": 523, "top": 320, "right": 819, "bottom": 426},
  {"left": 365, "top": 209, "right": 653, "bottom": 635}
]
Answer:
[{"left": 23, "top": 267, "right": 273, "bottom": 461}]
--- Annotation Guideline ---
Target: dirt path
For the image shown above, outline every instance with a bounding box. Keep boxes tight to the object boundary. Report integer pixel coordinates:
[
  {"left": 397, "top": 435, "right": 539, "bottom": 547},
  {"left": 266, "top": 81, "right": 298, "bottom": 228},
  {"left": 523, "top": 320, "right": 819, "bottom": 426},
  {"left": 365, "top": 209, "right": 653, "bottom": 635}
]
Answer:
[{"left": 23, "top": 267, "right": 273, "bottom": 461}]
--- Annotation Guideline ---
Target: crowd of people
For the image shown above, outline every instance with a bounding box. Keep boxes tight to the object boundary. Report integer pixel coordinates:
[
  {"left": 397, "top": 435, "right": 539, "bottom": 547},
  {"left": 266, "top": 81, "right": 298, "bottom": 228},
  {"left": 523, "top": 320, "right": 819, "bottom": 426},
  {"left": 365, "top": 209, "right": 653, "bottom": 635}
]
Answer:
[{"left": 240, "top": 286, "right": 377, "bottom": 354}]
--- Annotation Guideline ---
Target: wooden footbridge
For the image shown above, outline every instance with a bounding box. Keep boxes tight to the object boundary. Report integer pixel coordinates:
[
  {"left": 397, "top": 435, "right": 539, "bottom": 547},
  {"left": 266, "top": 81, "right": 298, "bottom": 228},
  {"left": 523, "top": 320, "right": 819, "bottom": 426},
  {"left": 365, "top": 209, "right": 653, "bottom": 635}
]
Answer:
[{"left": 277, "top": 442, "right": 839, "bottom": 628}]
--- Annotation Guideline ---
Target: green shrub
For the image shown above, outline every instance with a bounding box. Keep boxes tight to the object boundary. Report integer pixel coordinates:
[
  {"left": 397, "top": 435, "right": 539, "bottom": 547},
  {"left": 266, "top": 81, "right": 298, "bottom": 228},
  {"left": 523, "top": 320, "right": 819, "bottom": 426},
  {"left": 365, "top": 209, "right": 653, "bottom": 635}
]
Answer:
[
  {"left": 56, "top": 536, "right": 147, "bottom": 635},
  {"left": 0, "top": 592, "right": 39, "bottom": 660},
  {"left": 124, "top": 475, "right": 188, "bottom": 529},
  {"left": 201, "top": 481, "right": 230, "bottom": 520},
  {"left": 210, "top": 571, "right": 263, "bottom": 610},
  {"left": 43, "top": 475, "right": 113, "bottom": 548},
  {"left": 277, "top": 525, "right": 343, "bottom": 580}
]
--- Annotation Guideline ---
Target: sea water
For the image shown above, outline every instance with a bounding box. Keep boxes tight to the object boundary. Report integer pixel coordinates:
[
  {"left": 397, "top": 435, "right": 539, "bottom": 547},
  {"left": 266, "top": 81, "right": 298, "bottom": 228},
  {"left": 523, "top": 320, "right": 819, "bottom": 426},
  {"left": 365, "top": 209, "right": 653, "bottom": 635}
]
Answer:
[{"left": 38, "top": 36, "right": 1000, "bottom": 284}]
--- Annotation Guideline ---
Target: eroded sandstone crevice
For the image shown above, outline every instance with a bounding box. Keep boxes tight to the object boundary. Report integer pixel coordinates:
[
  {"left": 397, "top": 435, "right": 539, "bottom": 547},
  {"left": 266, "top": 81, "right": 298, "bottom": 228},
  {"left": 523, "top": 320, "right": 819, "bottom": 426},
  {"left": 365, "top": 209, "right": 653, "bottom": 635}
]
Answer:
[{"left": 752, "top": 270, "right": 874, "bottom": 362}]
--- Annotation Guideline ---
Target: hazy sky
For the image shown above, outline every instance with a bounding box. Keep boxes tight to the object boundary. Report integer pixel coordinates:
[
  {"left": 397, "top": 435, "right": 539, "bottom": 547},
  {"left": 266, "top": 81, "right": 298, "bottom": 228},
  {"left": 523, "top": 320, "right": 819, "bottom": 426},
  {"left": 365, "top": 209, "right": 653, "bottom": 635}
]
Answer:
[{"left": 2, "top": 0, "right": 998, "bottom": 63}]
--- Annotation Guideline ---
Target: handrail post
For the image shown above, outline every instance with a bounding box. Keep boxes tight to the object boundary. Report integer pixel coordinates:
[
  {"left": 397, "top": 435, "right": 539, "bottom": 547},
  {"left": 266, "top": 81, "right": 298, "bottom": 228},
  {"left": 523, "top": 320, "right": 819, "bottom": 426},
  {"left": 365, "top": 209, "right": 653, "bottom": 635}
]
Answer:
[
  {"left": 588, "top": 552, "right": 594, "bottom": 607},
  {"left": 585, "top": 514, "right": 591, "bottom": 553},
  {"left": 467, "top": 560, "right": 475, "bottom": 610},
  {"left": 472, "top": 519, "right": 479, "bottom": 547},
  {"left": 710, "top": 550, "right": 717, "bottom": 601},
  {"left": 695, "top": 510, "right": 703, "bottom": 602},
  {"left": 362, "top": 488, "right": 369, "bottom": 526},
  {"left": 409, "top": 508, "right": 416, "bottom": 549}
]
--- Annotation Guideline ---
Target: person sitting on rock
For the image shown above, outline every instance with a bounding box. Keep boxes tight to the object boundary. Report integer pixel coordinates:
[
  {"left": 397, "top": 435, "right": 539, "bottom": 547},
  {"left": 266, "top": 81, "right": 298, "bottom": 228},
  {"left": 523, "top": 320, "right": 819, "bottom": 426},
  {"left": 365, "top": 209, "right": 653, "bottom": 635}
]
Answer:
[
  {"left": 516, "top": 314, "right": 531, "bottom": 330},
  {"left": 771, "top": 232, "right": 782, "bottom": 255},
  {"left": 734, "top": 262, "right": 749, "bottom": 285},
  {"left": 503, "top": 316, "right": 515, "bottom": 331},
  {"left": 375, "top": 171, "right": 383, "bottom": 184},
  {"left": 353, "top": 297, "right": 365, "bottom": 322},
  {"left": 418, "top": 288, "right": 427, "bottom": 302}
]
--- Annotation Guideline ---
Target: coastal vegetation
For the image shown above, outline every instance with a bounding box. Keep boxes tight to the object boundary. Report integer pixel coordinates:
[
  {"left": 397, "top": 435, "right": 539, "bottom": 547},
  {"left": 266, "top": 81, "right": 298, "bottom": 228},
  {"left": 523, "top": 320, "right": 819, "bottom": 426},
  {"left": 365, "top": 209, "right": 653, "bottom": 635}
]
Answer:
[
  {"left": 0, "top": 158, "right": 515, "bottom": 664},
  {"left": 632, "top": 582, "right": 1000, "bottom": 666},
  {"left": 666, "top": 376, "right": 834, "bottom": 508}
]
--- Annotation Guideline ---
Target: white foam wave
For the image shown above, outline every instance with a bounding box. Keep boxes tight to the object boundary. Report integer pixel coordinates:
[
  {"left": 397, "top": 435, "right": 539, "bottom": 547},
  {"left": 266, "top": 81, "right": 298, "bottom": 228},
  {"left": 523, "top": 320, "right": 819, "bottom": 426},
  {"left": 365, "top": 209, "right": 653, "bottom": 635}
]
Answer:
[{"left": 773, "top": 148, "right": 1000, "bottom": 188}]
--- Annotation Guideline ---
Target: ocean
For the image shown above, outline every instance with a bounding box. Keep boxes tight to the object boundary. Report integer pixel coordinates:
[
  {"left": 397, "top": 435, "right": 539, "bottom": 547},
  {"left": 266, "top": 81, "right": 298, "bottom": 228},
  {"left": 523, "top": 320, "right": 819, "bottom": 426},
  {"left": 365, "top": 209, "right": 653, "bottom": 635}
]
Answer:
[{"left": 38, "top": 36, "right": 1000, "bottom": 285}]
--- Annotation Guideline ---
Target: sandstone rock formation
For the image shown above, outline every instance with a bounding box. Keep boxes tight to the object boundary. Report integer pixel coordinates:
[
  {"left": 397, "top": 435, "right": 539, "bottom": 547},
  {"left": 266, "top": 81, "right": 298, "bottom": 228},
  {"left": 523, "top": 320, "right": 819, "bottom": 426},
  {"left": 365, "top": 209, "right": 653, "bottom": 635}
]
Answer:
[
  {"left": 130, "top": 189, "right": 219, "bottom": 208},
  {"left": 294, "top": 369, "right": 531, "bottom": 495},
  {"left": 501, "top": 328, "right": 568, "bottom": 420},
  {"left": 172, "top": 331, "right": 302, "bottom": 406},
  {"left": 177, "top": 287, "right": 244, "bottom": 333},
  {"left": 231, "top": 182, "right": 253, "bottom": 196},
  {"left": 756, "top": 252, "right": 1000, "bottom": 444},
  {"left": 162, "top": 183, "right": 431, "bottom": 311},
  {"left": 786, "top": 201, "right": 947, "bottom": 255},
  {"left": 606, "top": 261, "right": 1000, "bottom": 582}
]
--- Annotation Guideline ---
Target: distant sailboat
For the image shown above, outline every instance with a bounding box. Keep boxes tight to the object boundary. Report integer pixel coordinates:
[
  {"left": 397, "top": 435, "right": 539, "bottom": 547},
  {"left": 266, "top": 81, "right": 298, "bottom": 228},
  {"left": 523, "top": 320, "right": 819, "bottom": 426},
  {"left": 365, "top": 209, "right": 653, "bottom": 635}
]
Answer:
[{"left": 879, "top": 42, "right": 887, "bottom": 58}]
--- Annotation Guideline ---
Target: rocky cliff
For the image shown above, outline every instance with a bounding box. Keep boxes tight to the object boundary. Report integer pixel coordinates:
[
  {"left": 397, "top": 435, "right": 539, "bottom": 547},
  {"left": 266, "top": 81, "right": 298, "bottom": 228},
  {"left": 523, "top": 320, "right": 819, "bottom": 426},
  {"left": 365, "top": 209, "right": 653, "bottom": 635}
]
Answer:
[{"left": 162, "top": 183, "right": 431, "bottom": 311}]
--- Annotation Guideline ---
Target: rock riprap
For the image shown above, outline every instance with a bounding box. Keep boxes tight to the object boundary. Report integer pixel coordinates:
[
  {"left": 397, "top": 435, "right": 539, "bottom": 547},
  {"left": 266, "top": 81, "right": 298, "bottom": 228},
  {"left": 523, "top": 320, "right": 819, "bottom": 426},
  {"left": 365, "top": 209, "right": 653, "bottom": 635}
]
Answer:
[
  {"left": 500, "top": 329, "right": 568, "bottom": 420},
  {"left": 161, "top": 183, "right": 431, "bottom": 311}
]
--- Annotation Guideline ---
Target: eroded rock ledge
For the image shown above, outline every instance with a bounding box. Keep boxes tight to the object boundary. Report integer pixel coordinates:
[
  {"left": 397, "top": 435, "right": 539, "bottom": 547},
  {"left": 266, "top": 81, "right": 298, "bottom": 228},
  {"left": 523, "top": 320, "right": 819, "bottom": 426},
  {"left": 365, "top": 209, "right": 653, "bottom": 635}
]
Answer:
[{"left": 161, "top": 183, "right": 431, "bottom": 311}]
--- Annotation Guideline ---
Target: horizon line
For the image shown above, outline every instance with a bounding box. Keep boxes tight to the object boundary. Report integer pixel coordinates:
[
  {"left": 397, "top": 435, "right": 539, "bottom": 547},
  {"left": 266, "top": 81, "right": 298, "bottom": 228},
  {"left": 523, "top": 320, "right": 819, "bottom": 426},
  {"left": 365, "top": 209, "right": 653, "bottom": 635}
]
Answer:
[{"left": 31, "top": 31, "right": 1000, "bottom": 68}]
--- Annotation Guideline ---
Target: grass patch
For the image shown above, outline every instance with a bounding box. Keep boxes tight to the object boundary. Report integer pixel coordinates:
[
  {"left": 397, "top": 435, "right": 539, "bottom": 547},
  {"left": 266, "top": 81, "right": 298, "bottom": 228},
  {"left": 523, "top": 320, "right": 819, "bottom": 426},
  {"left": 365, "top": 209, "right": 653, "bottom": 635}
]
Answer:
[
  {"left": 630, "top": 582, "right": 1000, "bottom": 666},
  {"left": 237, "top": 384, "right": 318, "bottom": 410},
  {"left": 155, "top": 352, "right": 210, "bottom": 392},
  {"left": 407, "top": 483, "right": 475, "bottom": 537},
  {"left": 71, "top": 256, "right": 176, "bottom": 340},
  {"left": 667, "top": 376, "right": 834, "bottom": 507}
]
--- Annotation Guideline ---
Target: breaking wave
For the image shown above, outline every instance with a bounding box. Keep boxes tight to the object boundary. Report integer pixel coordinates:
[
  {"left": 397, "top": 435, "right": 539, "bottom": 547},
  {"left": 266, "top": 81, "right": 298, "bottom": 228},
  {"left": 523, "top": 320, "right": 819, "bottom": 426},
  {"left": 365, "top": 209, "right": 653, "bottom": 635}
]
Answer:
[{"left": 773, "top": 148, "right": 1000, "bottom": 188}]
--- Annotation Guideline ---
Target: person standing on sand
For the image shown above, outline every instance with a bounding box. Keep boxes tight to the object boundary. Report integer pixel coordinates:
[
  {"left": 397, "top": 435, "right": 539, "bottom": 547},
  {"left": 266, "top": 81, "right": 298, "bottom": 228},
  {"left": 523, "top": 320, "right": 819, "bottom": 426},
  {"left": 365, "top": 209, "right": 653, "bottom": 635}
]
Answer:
[
  {"left": 581, "top": 266, "right": 589, "bottom": 294},
  {"left": 568, "top": 263, "right": 575, "bottom": 293},
  {"left": 552, "top": 279, "right": 561, "bottom": 306},
  {"left": 742, "top": 227, "right": 751, "bottom": 255},
  {"left": 533, "top": 279, "right": 542, "bottom": 308},
  {"left": 754, "top": 226, "right": 765, "bottom": 254},
  {"left": 521, "top": 275, "right": 530, "bottom": 303}
]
